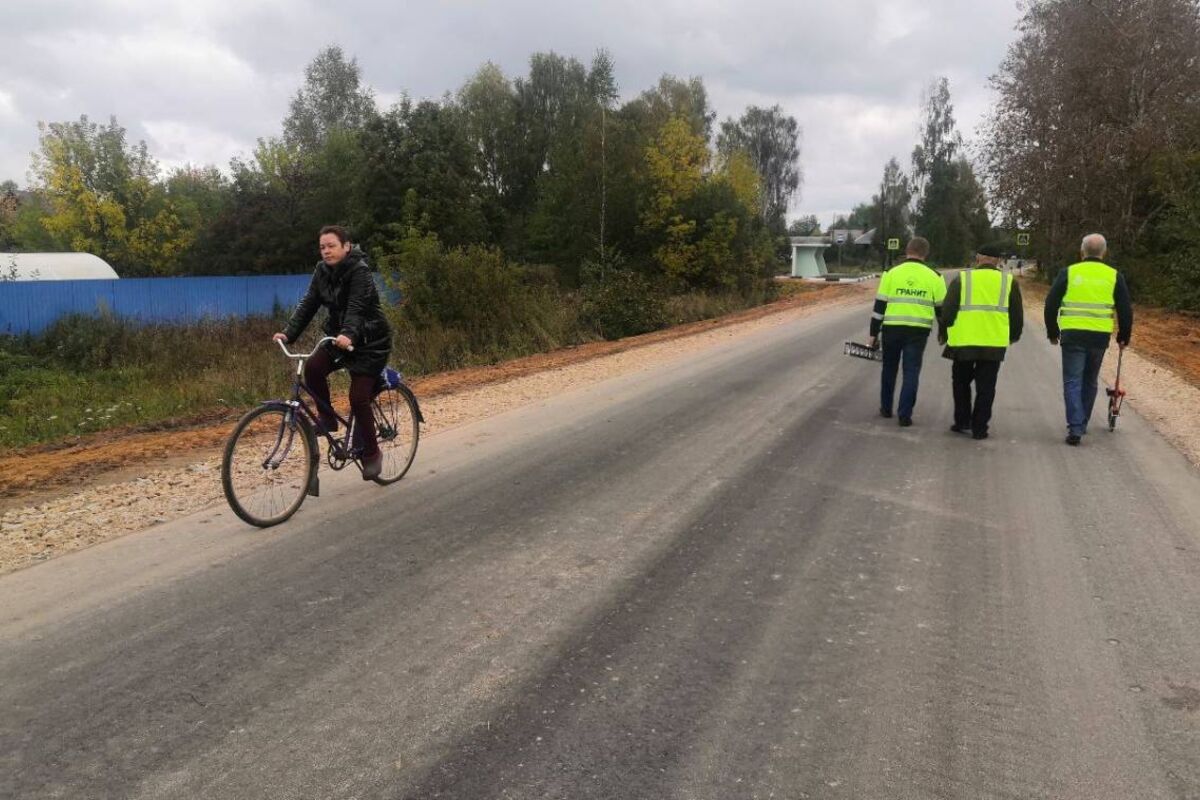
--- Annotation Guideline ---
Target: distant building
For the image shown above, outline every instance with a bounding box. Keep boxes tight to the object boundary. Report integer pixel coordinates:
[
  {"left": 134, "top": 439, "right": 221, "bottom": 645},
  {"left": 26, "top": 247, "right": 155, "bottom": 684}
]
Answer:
[
  {"left": 1, "top": 252, "right": 119, "bottom": 281},
  {"left": 828, "top": 229, "right": 868, "bottom": 246}
]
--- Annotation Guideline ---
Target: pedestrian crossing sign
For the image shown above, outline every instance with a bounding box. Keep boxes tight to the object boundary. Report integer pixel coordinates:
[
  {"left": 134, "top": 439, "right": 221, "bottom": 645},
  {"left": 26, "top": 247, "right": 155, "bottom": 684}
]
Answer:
[
  {"left": 887, "top": 238, "right": 900, "bottom": 251},
  {"left": 1016, "top": 232, "right": 1031, "bottom": 246}
]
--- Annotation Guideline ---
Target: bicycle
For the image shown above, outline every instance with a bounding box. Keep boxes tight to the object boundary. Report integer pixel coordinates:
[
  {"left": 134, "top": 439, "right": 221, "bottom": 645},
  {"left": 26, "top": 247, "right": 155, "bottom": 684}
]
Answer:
[{"left": 221, "top": 336, "right": 423, "bottom": 527}]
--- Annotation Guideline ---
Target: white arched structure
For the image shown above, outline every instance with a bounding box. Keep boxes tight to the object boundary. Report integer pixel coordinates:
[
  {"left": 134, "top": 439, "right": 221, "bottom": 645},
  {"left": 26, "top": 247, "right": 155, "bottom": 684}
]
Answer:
[{"left": 1, "top": 252, "right": 119, "bottom": 280}]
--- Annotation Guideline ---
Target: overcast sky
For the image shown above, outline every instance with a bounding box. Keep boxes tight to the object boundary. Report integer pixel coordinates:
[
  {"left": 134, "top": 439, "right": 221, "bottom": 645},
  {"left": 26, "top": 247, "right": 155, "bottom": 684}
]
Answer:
[{"left": 1, "top": 0, "right": 1024, "bottom": 227}]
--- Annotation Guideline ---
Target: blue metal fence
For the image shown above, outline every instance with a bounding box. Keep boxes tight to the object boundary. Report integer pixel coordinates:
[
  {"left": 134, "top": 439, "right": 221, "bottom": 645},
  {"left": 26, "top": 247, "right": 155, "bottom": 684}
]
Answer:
[{"left": 0, "top": 275, "right": 314, "bottom": 335}]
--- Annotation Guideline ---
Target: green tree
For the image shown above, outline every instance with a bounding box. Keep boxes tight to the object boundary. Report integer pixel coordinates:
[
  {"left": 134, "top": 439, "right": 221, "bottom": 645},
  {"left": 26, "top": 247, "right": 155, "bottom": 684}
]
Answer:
[
  {"left": 641, "top": 116, "right": 708, "bottom": 284},
  {"left": 717, "top": 105, "right": 803, "bottom": 231},
  {"left": 625, "top": 75, "right": 716, "bottom": 142},
  {"left": 872, "top": 157, "right": 913, "bottom": 265},
  {"left": 30, "top": 115, "right": 192, "bottom": 274},
  {"left": 456, "top": 61, "right": 519, "bottom": 244},
  {"left": 788, "top": 215, "right": 821, "bottom": 236},
  {"left": 982, "top": 0, "right": 1200, "bottom": 271},
  {"left": 283, "top": 45, "right": 377, "bottom": 153},
  {"left": 910, "top": 79, "right": 988, "bottom": 265},
  {"left": 163, "top": 165, "right": 231, "bottom": 273},
  {"left": 0, "top": 181, "right": 21, "bottom": 249},
  {"left": 526, "top": 51, "right": 622, "bottom": 280},
  {"left": 357, "top": 99, "right": 487, "bottom": 250}
]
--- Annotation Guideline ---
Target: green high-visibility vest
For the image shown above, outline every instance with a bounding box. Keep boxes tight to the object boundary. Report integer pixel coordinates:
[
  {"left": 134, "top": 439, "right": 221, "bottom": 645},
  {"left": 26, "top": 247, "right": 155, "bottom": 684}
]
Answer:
[
  {"left": 876, "top": 260, "right": 947, "bottom": 330},
  {"left": 947, "top": 268, "right": 1013, "bottom": 348},
  {"left": 1059, "top": 260, "right": 1117, "bottom": 333}
]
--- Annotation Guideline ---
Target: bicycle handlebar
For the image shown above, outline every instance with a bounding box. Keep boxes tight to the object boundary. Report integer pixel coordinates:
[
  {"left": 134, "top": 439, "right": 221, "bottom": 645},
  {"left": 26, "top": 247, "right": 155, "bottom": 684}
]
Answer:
[{"left": 275, "top": 336, "right": 353, "bottom": 358}]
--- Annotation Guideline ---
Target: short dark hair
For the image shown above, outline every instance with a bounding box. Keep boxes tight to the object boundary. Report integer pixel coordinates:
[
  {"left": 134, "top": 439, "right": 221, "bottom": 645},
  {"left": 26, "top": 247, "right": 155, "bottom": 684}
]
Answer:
[
  {"left": 319, "top": 224, "right": 350, "bottom": 244},
  {"left": 906, "top": 237, "right": 930, "bottom": 259}
]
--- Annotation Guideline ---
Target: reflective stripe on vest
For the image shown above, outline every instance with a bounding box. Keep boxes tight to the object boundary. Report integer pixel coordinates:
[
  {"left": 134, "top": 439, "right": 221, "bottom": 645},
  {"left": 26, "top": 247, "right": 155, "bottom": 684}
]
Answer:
[
  {"left": 880, "top": 261, "right": 942, "bottom": 329},
  {"left": 947, "top": 268, "right": 1012, "bottom": 348},
  {"left": 1059, "top": 261, "right": 1116, "bottom": 333}
]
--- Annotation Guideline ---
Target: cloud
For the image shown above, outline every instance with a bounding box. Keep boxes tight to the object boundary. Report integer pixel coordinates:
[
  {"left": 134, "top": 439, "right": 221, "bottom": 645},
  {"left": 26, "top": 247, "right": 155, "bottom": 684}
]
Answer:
[
  {"left": 0, "top": 0, "right": 1023, "bottom": 225},
  {"left": 142, "top": 120, "right": 251, "bottom": 173}
]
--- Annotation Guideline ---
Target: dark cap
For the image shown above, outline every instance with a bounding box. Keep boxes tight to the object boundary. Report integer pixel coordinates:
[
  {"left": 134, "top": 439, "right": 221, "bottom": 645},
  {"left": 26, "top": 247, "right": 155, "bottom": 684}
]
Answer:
[{"left": 976, "top": 242, "right": 1004, "bottom": 258}]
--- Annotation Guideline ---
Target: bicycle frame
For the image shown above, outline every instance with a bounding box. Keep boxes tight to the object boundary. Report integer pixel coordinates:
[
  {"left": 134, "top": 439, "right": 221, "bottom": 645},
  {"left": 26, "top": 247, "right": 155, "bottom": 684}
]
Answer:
[{"left": 274, "top": 337, "right": 365, "bottom": 465}]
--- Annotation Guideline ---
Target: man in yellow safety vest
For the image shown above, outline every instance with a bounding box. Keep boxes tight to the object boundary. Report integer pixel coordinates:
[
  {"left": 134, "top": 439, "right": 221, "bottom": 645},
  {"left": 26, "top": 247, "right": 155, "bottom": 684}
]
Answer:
[
  {"left": 1044, "top": 233, "right": 1133, "bottom": 445},
  {"left": 939, "top": 243, "right": 1024, "bottom": 440},
  {"left": 869, "top": 237, "right": 947, "bottom": 427}
]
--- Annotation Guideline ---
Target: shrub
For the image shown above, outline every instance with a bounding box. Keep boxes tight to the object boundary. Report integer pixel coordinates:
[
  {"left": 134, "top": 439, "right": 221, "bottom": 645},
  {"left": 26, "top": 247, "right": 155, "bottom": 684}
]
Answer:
[
  {"left": 377, "top": 228, "right": 588, "bottom": 371},
  {"left": 579, "top": 251, "right": 668, "bottom": 341}
]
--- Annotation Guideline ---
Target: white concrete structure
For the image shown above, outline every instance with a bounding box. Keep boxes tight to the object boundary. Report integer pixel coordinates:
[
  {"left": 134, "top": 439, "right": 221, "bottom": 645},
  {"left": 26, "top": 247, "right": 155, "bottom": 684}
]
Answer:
[
  {"left": 1, "top": 252, "right": 119, "bottom": 281},
  {"left": 789, "top": 236, "right": 829, "bottom": 278}
]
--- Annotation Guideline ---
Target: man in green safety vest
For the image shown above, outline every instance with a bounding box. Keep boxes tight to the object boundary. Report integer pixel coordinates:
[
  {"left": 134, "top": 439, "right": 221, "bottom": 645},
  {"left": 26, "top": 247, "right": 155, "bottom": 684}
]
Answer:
[
  {"left": 869, "top": 237, "right": 947, "bottom": 427},
  {"left": 939, "top": 243, "right": 1024, "bottom": 440},
  {"left": 1044, "top": 233, "right": 1133, "bottom": 445}
]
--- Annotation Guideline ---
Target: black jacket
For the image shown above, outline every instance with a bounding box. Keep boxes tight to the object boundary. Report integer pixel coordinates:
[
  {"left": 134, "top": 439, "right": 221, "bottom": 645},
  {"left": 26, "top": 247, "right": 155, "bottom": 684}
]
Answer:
[
  {"left": 284, "top": 247, "right": 392, "bottom": 373},
  {"left": 939, "top": 266, "right": 1024, "bottom": 362},
  {"left": 1043, "top": 258, "right": 1133, "bottom": 348}
]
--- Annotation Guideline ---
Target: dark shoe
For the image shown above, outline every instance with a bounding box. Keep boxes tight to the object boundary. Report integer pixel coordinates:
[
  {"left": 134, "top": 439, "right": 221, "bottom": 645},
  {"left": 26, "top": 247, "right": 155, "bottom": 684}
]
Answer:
[
  {"left": 879, "top": 409, "right": 893, "bottom": 419},
  {"left": 361, "top": 450, "right": 383, "bottom": 480},
  {"left": 1065, "top": 434, "right": 1082, "bottom": 446},
  {"left": 950, "top": 424, "right": 969, "bottom": 434},
  {"left": 972, "top": 431, "right": 989, "bottom": 440},
  {"left": 315, "top": 414, "right": 339, "bottom": 435},
  {"left": 898, "top": 417, "right": 913, "bottom": 427}
]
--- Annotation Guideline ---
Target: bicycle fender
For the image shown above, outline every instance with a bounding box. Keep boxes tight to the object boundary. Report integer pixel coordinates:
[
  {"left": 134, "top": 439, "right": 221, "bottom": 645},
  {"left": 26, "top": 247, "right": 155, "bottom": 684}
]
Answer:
[
  {"left": 258, "top": 402, "right": 323, "bottom": 496},
  {"left": 400, "top": 384, "right": 426, "bottom": 424}
]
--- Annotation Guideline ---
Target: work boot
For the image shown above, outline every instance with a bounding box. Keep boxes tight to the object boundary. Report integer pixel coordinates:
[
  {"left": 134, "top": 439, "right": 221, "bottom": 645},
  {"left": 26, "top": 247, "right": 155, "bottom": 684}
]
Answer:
[
  {"left": 972, "top": 431, "right": 989, "bottom": 440},
  {"left": 950, "top": 424, "right": 969, "bottom": 434},
  {"left": 879, "top": 409, "right": 893, "bottom": 419},
  {"left": 361, "top": 450, "right": 383, "bottom": 480},
  {"left": 1065, "top": 434, "right": 1082, "bottom": 446},
  {"left": 898, "top": 417, "right": 913, "bottom": 427}
]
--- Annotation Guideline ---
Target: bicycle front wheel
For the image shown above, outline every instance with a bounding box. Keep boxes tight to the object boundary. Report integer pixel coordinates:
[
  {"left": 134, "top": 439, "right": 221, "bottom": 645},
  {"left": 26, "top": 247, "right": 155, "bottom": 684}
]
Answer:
[
  {"left": 222, "top": 406, "right": 315, "bottom": 527},
  {"left": 371, "top": 386, "right": 420, "bottom": 484}
]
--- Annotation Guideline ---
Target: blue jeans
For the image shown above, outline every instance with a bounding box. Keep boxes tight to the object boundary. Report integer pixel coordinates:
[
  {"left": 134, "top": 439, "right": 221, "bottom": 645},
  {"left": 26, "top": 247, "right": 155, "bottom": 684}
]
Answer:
[
  {"left": 880, "top": 330, "right": 928, "bottom": 419},
  {"left": 1061, "top": 344, "right": 1107, "bottom": 436}
]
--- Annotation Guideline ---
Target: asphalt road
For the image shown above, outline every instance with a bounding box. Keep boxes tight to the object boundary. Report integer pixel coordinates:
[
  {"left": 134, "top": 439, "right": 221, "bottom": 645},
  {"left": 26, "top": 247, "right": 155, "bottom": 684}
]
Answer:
[{"left": 3, "top": 300, "right": 1200, "bottom": 799}]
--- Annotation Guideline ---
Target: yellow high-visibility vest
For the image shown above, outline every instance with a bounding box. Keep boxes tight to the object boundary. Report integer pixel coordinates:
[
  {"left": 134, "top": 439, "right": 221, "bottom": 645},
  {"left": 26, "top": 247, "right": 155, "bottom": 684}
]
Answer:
[
  {"left": 876, "top": 261, "right": 947, "bottom": 330},
  {"left": 947, "top": 268, "right": 1013, "bottom": 348},
  {"left": 1059, "top": 261, "right": 1117, "bottom": 334}
]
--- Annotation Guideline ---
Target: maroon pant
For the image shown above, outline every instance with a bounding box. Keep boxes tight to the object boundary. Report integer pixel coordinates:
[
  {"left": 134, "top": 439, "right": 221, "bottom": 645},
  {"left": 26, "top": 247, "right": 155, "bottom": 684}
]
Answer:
[{"left": 304, "top": 347, "right": 379, "bottom": 457}]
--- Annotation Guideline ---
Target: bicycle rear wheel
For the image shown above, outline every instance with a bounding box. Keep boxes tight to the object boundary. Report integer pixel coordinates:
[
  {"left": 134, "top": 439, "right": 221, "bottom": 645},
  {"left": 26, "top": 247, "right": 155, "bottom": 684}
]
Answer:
[
  {"left": 222, "top": 406, "right": 315, "bottom": 527},
  {"left": 371, "top": 386, "right": 420, "bottom": 484}
]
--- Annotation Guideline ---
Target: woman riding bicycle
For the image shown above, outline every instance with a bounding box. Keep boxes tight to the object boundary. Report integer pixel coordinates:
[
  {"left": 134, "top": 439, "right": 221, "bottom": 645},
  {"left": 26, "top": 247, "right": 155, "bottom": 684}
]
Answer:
[{"left": 273, "top": 225, "right": 391, "bottom": 480}]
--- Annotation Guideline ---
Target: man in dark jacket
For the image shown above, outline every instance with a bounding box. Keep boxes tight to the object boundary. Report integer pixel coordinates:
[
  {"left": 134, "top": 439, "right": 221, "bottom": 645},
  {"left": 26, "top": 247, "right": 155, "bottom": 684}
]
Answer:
[
  {"left": 1044, "top": 233, "right": 1133, "bottom": 445},
  {"left": 939, "top": 243, "right": 1024, "bottom": 440}
]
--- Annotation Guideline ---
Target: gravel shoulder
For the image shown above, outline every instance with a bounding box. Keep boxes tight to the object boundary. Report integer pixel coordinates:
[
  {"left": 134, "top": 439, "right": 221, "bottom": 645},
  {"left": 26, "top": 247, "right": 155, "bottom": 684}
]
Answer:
[{"left": 0, "top": 284, "right": 868, "bottom": 574}]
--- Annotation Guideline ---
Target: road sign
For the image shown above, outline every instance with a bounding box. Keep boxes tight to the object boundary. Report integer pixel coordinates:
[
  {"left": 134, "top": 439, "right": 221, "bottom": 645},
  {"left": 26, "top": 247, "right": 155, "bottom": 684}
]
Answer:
[
  {"left": 887, "top": 238, "right": 900, "bottom": 251},
  {"left": 834, "top": 232, "right": 847, "bottom": 245},
  {"left": 1016, "top": 232, "right": 1031, "bottom": 246}
]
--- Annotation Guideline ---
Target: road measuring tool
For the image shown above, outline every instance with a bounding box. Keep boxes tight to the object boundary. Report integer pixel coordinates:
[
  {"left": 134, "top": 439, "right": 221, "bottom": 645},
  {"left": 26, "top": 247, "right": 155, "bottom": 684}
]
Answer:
[
  {"left": 1107, "top": 348, "right": 1127, "bottom": 431},
  {"left": 844, "top": 341, "right": 882, "bottom": 362}
]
